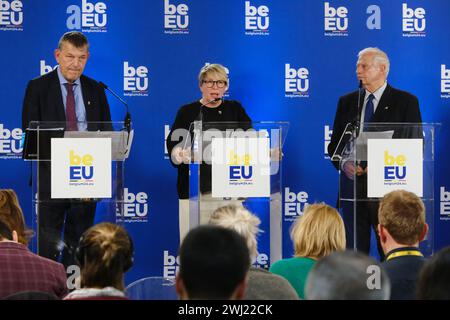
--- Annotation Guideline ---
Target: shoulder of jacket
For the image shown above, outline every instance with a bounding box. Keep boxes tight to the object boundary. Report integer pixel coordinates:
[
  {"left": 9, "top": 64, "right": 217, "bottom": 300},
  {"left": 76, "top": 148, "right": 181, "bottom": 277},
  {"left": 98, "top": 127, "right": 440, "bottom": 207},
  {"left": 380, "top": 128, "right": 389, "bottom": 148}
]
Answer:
[{"left": 387, "top": 84, "right": 418, "bottom": 101}]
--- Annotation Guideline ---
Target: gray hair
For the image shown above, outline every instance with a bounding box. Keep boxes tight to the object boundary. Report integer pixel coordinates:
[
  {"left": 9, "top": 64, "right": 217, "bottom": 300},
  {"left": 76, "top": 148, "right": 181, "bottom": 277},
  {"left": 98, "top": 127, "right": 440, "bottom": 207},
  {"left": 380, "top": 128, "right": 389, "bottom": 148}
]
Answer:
[
  {"left": 358, "top": 47, "right": 390, "bottom": 77},
  {"left": 209, "top": 205, "right": 261, "bottom": 263},
  {"left": 305, "top": 251, "right": 391, "bottom": 300}
]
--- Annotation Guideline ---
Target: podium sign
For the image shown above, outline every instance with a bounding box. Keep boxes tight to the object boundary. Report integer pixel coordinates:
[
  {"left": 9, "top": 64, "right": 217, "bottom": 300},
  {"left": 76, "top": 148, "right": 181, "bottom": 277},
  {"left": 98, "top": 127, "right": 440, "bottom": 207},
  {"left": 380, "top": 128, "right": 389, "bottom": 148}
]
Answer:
[
  {"left": 368, "top": 139, "right": 423, "bottom": 198},
  {"left": 211, "top": 137, "right": 270, "bottom": 198},
  {"left": 51, "top": 137, "right": 112, "bottom": 199}
]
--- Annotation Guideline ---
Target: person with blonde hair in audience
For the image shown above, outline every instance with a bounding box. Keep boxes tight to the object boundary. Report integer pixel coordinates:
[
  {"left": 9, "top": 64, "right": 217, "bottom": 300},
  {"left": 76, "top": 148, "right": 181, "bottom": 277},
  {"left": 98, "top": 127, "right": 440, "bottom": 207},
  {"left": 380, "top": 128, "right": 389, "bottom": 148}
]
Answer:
[
  {"left": 269, "top": 203, "right": 346, "bottom": 299},
  {"left": 64, "top": 222, "right": 133, "bottom": 300},
  {"left": 378, "top": 190, "right": 428, "bottom": 300},
  {"left": 0, "top": 189, "right": 33, "bottom": 245},
  {"left": 209, "top": 205, "right": 299, "bottom": 300}
]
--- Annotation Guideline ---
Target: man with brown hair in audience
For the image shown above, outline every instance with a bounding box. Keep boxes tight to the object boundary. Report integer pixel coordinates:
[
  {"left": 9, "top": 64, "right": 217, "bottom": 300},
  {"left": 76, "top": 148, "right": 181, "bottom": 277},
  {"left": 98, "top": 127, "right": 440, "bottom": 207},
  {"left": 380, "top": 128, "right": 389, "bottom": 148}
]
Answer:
[
  {"left": 0, "top": 218, "right": 68, "bottom": 299},
  {"left": 378, "top": 189, "right": 428, "bottom": 300}
]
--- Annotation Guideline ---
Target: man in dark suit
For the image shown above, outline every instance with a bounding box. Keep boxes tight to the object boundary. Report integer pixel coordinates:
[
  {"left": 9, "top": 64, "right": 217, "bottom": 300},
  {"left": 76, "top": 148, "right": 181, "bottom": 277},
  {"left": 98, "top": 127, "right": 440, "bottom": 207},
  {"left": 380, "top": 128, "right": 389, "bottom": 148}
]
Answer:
[
  {"left": 0, "top": 219, "right": 68, "bottom": 299},
  {"left": 328, "top": 47, "right": 422, "bottom": 258},
  {"left": 378, "top": 190, "right": 428, "bottom": 300},
  {"left": 21, "top": 31, "right": 112, "bottom": 267}
]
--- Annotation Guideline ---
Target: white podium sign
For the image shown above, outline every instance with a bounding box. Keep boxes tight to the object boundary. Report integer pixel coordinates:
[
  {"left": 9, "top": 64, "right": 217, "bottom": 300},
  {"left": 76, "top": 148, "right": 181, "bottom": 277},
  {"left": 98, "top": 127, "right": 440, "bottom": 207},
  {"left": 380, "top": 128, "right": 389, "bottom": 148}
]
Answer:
[
  {"left": 368, "top": 139, "right": 423, "bottom": 198},
  {"left": 51, "top": 138, "right": 112, "bottom": 199},
  {"left": 211, "top": 137, "right": 270, "bottom": 198}
]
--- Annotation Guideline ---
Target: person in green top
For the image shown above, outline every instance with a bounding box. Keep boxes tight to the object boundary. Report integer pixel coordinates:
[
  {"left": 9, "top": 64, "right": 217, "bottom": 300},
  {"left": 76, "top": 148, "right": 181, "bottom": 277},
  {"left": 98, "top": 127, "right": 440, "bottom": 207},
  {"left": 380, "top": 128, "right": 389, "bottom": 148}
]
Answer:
[{"left": 269, "top": 203, "right": 346, "bottom": 299}]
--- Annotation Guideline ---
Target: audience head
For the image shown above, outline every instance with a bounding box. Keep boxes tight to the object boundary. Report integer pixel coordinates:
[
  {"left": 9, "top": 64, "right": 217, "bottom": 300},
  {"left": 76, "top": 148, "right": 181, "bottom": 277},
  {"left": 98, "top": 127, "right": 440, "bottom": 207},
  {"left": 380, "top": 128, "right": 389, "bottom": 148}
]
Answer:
[
  {"left": 305, "top": 250, "right": 391, "bottom": 300},
  {"left": 378, "top": 190, "right": 428, "bottom": 252},
  {"left": 75, "top": 222, "right": 134, "bottom": 291},
  {"left": 176, "top": 225, "right": 250, "bottom": 300},
  {"left": 0, "top": 218, "right": 15, "bottom": 242},
  {"left": 0, "top": 189, "right": 33, "bottom": 245},
  {"left": 291, "top": 203, "right": 345, "bottom": 260},
  {"left": 417, "top": 246, "right": 450, "bottom": 300},
  {"left": 209, "top": 204, "right": 261, "bottom": 262}
]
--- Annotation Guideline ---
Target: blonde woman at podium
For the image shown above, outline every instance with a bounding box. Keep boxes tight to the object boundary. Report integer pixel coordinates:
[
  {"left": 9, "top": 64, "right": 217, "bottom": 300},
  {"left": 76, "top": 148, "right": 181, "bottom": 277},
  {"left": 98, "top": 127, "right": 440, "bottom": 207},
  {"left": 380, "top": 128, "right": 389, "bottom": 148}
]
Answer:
[{"left": 166, "top": 64, "right": 252, "bottom": 243}]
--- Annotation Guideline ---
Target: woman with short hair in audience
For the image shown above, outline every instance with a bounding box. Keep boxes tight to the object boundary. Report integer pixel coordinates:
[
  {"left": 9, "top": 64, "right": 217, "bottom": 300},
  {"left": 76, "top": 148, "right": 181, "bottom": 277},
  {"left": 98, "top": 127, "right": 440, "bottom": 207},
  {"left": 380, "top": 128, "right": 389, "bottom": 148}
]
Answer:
[
  {"left": 0, "top": 189, "right": 34, "bottom": 245},
  {"left": 269, "top": 203, "right": 346, "bottom": 299},
  {"left": 209, "top": 205, "right": 299, "bottom": 300},
  {"left": 64, "top": 222, "right": 134, "bottom": 300}
]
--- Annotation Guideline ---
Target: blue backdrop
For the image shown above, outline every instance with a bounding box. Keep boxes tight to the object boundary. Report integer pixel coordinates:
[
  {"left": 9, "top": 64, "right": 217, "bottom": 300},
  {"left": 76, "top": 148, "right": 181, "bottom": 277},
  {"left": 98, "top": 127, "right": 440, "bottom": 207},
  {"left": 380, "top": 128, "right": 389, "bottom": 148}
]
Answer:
[{"left": 1, "top": 0, "right": 449, "bottom": 285}]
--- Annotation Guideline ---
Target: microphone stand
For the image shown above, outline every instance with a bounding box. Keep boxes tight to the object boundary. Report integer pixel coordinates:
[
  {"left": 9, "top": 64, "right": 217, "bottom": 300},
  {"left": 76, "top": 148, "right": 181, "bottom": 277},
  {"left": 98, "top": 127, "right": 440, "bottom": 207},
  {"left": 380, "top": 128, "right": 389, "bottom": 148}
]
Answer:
[
  {"left": 99, "top": 82, "right": 131, "bottom": 135},
  {"left": 353, "top": 80, "right": 363, "bottom": 138},
  {"left": 99, "top": 81, "right": 132, "bottom": 153},
  {"left": 184, "top": 98, "right": 222, "bottom": 150},
  {"left": 330, "top": 81, "right": 363, "bottom": 163}
]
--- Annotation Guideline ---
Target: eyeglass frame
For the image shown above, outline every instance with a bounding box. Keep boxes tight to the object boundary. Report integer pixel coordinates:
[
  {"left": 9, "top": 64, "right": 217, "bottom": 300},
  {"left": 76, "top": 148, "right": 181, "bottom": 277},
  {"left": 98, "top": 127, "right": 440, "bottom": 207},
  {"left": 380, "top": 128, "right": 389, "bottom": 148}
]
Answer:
[{"left": 201, "top": 80, "right": 228, "bottom": 88}]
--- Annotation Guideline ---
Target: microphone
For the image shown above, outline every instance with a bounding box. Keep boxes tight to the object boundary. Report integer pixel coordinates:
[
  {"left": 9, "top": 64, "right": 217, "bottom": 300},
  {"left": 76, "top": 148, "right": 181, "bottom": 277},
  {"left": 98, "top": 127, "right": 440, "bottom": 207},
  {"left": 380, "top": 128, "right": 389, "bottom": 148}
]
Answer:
[
  {"left": 353, "top": 80, "right": 364, "bottom": 136},
  {"left": 199, "top": 97, "right": 222, "bottom": 121},
  {"left": 183, "top": 97, "right": 223, "bottom": 151},
  {"left": 99, "top": 81, "right": 131, "bottom": 134}
]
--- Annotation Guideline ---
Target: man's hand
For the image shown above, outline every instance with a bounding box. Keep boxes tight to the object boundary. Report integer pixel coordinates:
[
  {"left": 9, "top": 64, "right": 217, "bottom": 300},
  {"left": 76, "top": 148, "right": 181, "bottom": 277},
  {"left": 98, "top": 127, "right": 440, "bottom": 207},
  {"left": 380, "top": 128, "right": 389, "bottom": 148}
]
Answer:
[{"left": 343, "top": 161, "right": 356, "bottom": 180}]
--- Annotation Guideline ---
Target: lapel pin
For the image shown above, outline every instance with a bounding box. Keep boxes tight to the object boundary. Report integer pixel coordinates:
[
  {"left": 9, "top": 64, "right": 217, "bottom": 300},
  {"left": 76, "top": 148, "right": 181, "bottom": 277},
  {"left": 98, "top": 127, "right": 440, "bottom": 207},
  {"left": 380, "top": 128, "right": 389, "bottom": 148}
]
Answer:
[
  {"left": 384, "top": 106, "right": 389, "bottom": 110},
  {"left": 87, "top": 101, "right": 91, "bottom": 106}
]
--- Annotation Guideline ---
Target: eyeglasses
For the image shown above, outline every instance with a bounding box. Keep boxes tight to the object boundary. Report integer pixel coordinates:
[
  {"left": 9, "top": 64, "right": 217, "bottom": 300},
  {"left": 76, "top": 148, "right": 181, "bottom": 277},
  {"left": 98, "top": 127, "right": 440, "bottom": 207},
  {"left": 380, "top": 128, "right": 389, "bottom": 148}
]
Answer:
[{"left": 202, "top": 80, "right": 227, "bottom": 88}]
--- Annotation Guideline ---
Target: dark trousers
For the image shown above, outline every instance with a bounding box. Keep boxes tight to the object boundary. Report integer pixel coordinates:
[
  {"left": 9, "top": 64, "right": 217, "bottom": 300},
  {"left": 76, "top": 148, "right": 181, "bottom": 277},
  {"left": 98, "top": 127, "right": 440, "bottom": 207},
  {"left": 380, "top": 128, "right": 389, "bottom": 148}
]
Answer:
[
  {"left": 38, "top": 199, "right": 96, "bottom": 268},
  {"left": 340, "top": 175, "right": 385, "bottom": 261}
]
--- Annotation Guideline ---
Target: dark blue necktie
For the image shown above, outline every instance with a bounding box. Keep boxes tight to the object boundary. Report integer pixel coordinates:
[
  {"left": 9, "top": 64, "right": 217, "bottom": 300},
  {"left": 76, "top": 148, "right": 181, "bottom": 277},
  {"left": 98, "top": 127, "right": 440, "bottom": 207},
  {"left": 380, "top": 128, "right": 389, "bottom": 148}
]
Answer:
[{"left": 363, "top": 93, "right": 375, "bottom": 126}]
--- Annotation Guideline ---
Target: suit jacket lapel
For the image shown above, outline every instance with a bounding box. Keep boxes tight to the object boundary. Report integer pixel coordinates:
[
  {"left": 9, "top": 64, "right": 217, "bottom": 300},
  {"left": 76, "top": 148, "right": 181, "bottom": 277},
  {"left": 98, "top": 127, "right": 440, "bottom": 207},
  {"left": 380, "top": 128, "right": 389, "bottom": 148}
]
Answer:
[
  {"left": 50, "top": 69, "right": 66, "bottom": 122},
  {"left": 80, "top": 75, "right": 93, "bottom": 122},
  {"left": 373, "top": 84, "right": 393, "bottom": 122}
]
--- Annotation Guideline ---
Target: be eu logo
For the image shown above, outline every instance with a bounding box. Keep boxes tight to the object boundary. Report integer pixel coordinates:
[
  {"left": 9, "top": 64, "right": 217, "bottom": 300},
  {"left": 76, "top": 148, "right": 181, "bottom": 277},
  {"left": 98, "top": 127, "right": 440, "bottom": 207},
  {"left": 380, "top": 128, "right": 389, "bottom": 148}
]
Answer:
[
  {"left": 229, "top": 150, "right": 253, "bottom": 184},
  {"left": 285, "top": 63, "right": 309, "bottom": 98},
  {"left": 69, "top": 150, "right": 94, "bottom": 185},
  {"left": 67, "top": 0, "right": 107, "bottom": 33},
  {"left": 402, "top": 3, "right": 426, "bottom": 37},
  {"left": 116, "top": 188, "right": 148, "bottom": 223},
  {"left": 0, "top": 0, "right": 23, "bottom": 31},
  {"left": 0, "top": 124, "right": 22, "bottom": 158},
  {"left": 384, "top": 150, "right": 406, "bottom": 185},
  {"left": 123, "top": 61, "right": 149, "bottom": 97},
  {"left": 441, "top": 64, "right": 450, "bottom": 99},
  {"left": 324, "top": 2, "right": 348, "bottom": 36},
  {"left": 244, "top": 1, "right": 269, "bottom": 36},
  {"left": 164, "top": 0, "right": 189, "bottom": 34}
]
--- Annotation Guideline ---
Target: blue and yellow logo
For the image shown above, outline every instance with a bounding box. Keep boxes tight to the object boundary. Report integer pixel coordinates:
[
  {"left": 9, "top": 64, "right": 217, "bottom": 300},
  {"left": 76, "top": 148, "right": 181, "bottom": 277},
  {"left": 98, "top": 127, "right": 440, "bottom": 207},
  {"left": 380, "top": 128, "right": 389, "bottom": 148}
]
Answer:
[
  {"left": 69, "top": 150, "right": 94, "bottom": 185},
  {"left": 384, "top": 150, "right": 406, "bottom": 185},
  {"left": 228, "top": 150, "right": 253, "bottom": 184}
]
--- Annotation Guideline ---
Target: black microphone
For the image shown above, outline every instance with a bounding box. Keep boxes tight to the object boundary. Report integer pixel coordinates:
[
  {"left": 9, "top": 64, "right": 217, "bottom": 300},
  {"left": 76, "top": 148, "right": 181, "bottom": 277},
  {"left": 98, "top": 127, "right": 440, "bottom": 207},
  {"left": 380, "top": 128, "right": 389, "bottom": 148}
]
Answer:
[
  {"left": 354, "top": 80, "right": 364, "bottom": 136},
  {"left": 184, "top": 98, "right": 222, "bottom": 151},
  {"left": 199, "top": 97, "right": 222, "bottom": 122},
  {"left": 99, "top": 81, "right": 131, "bottom": 134}
]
